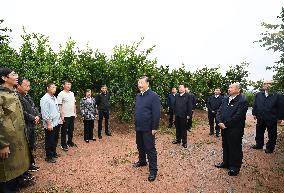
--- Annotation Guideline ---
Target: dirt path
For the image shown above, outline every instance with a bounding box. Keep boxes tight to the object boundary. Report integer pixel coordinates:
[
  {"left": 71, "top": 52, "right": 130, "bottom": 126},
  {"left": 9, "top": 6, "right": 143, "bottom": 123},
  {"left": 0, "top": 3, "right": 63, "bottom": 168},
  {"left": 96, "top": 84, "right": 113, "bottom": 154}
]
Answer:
[{"left": 20, "top": 111, "right": 284, "bottom": 193}]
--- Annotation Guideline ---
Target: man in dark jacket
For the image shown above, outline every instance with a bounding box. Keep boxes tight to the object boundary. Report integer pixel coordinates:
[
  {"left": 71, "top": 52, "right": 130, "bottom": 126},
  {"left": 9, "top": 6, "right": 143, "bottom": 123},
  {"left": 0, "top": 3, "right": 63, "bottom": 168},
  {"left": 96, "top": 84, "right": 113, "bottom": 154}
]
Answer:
[
  {"left": 133, "top": 76, "right": 160, "bottom": 182},
  {"left": 215, "top": 82, "right": 248, "bottom": 176},
  {"left": 185, "top": 87, "right": 196, "bottom": 132},
  {"left": 17, "top": 77, "right": 40, "bottom": 172},
  {"left": 95, "top": 85, "right": 111, "bottom": 139},
  {"left": 167, "top": 87, "right": 177, "bottom": 128},
  {"left": 172, "top": 84, "right": 192, "bottom": 148},
  {"left": 207, "top": 88, "right": 223, "bottom": 137},
  {"left": 251, "top": 80, "right": 283, "bottom": 153}
]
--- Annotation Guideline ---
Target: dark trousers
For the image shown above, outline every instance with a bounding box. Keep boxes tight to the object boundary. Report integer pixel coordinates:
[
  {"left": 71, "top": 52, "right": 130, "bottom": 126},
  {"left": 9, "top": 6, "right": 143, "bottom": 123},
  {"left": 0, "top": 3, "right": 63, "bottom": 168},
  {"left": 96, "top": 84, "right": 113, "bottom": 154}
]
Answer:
[
  {"left": 45, "top": 125, "right": 60, "bottom": 158},
  {"left": 0, "top": 178, "right": 17, "bottom": 193},
  {"left": 84, "top": 120, "right": 94, "bottom": 140},
  {"left": 136, "top": 131, "right": 157, "bottom": 174},
  {"left": 168, "top": 108, "right": 174, "bottom": 127},
  {"left": 208, "top": 111, "right": 220, "bottom": 134},
  {"left": 61, "top": 116, "right": 75, "bottom": 146},
  {"left": 175, "top": 116, "right": 187, "bottom": 144},
  {"left": 187, "top": 111, "right": 194, "bottom": 130},
  {"left": 98, "top": 110, "right": 109, "bottom": 136},
  {"left": 27, "top": 127, "right": 36, "bottom": 166},
  {"left": 222, "top": 128, "right": 243, "bottom": 171},
  {"left": 255, "top": 118, "right": 278, "bottom": 150}
]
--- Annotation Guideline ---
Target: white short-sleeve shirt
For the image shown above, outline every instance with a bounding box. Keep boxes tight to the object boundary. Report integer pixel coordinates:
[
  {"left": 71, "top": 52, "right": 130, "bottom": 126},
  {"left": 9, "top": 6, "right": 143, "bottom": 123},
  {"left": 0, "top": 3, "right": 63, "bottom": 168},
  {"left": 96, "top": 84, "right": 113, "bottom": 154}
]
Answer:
[{"left": 57, "top": 90, "right": 76, "bottom": 117}]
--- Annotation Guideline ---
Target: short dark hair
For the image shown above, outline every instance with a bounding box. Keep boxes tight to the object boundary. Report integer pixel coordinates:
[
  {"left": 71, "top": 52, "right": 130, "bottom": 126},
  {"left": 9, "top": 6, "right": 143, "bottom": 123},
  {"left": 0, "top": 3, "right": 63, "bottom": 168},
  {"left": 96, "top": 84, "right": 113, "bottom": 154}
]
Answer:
[
  {"left": 101, "top": 85, "right": 107, "bottom": 88},
  {"left": 46, "top": 82, "right": 55, "bottom": 89},
  {"left": 85, "top": 89, "right": 91, "bottom": 94},
  {"left": 138, "top": 76, "right": 150, "bottom": 83},
  {"left": 0, "top": 68, "right": 13, "bottom": 84},
  {"left": 62, "top": 80, "right": 71, "bottom": 85},
  {"left": 17, "top": 77, "right": 29, "bottom": 86}
]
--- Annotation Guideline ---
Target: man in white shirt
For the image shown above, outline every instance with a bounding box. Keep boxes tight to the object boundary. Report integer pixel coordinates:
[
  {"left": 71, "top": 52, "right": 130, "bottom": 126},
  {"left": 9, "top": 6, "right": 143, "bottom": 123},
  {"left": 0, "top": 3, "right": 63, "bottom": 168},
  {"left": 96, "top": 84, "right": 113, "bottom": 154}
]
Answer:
[{"left": 57, "top": 80, "right": 77, "bottom": 151}]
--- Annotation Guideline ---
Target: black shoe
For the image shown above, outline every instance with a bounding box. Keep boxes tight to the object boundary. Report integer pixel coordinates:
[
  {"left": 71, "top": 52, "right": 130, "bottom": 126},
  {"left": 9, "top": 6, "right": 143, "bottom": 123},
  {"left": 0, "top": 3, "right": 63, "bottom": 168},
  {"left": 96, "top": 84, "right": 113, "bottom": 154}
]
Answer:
[
  {"left": 29, "top": 164, "right": 40, "bottom": 172},
  {"left": 91, "top": 138, "right": 96, "bottom": 141},
  {"left": 61, "top": 145, "right": 69, "bottom": 151},
  {"left": 265, "top": 149, "right": 274, "bottom": 154},
  {"left": 182, "top": 143, "right": 187, "bottom": 148},
  {"left": 17, "top": 177, "right": 35, "bottom": 188},
  {"left": 251, "top": 144, "right": 263, "bottom": 150},
  {"left": 209, "top": 132, "right": 214, "bottom": 135},
  {"left": 228, "top": 170, "right": 239, "bottom": 176},
  {"left": 216, "top": 133, "right": 220, "bottom": 137},
  {"left": 187, "top": 128, "right": 191, "bottom": 132},
  {"left": 85, "top": 140, "right": 89, "bottom": 143},
  {"left": 148, "top": 173, "right": 157, "bottom": 182},
  {"left": 133, "top": 161, "right": 147, "bottom": 168},
  {"left": 45, "top": 157, "right": 56, "bottom": 163},
  {"left": 106, "top": 132, "right": 112, "bottom": 136},
  {"left": 215, "top": 162, "right": 227, "bottom": 168},
  {"left": 172, "top": 140, "right": 181, "bottom": 144},
  {"left": 68, "top": 142, "right": 78, "bottom": 147},
  {"left": 98, "top": 135, "right": 102, "bottom": 139}
]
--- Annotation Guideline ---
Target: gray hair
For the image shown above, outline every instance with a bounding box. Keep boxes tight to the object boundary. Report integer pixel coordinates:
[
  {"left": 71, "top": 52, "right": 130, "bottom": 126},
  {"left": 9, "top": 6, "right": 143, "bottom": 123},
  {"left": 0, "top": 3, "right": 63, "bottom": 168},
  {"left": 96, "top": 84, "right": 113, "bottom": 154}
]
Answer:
[{"left": 231, "top": 82, "right": 241, "bottom": 90}]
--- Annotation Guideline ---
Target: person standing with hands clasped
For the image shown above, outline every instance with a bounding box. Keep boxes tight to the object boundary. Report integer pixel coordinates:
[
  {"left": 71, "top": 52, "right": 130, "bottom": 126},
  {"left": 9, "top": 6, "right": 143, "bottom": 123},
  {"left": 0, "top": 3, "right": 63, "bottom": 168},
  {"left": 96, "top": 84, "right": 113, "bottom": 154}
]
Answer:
[
  {"left": 133, "top": 76, "right": 161, "bottom": 182},
  {"left": 215, "top": 82, "right": 248, "bottom": 176}
]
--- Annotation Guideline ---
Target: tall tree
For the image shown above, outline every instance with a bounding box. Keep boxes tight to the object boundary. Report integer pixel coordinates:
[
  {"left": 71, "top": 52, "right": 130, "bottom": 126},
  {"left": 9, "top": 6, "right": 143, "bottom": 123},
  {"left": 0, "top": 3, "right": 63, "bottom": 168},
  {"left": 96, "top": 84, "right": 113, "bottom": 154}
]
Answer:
[{"left": 255, "top": 7, "right": 284, "bottom": 92}]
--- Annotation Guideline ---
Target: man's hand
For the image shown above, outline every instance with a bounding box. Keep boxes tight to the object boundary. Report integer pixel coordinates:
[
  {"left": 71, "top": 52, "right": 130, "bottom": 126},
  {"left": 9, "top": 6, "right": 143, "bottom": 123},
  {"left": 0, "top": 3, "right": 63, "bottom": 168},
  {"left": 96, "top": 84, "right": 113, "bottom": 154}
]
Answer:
[
  {"left": 253, "top": 116, "right": 257, "bottom": 120},
  {"left": 0, "top": 146, "right": 10, "bottom": 159},
  {"left": 47, "top": 122, "right": 53, "bottom": 131},
  {"left": 34, "top": 116, "right": 40, "bottom": 124},
  {"left": 218, "top": 123, "right": 226, "bottom": 130},
  {"left": 152, "top": 130, "right": 158, "bottom": 135}
]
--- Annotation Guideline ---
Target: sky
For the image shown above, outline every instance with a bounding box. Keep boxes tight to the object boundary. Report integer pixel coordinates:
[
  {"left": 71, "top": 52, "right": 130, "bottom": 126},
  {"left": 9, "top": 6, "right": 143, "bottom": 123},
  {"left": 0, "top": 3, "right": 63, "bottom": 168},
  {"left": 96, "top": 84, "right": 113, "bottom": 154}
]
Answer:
[{"left": 1, "top": 0, "right": 283, "bottom": 81}]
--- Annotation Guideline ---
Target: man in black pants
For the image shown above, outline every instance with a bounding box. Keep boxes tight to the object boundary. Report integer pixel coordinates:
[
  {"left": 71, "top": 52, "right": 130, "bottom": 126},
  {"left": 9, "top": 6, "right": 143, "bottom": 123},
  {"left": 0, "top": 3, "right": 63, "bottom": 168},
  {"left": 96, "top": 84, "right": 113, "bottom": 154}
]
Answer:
[
  {"left": 172, "top": 84, "right": 192, "bottom": 148},
  {"left": 215, "top": 82, "right": 248, "bottom": 176},
  {"left": 185, "top": 87, "right": 196, "bottom": 132},
  {"left": 133, "top": 76, "right": 160, "bottom": 182},
  {"left": 95, "top": 85, "right": 111, "bottom": 139},
  {"left": 167, "top": 87, "right": 177, "bottom": 128},
  {"left": 17, "top": 77, "right": 40, "bottom": 171},
  {"left": 251, "top": 80, "right": 283, "bottom": 153},
  {"left": 57, "top": 80, "right": 77, "bottom": 151},
  {"left": 207, "top": 88, "right": 223, "bottom": 137}
]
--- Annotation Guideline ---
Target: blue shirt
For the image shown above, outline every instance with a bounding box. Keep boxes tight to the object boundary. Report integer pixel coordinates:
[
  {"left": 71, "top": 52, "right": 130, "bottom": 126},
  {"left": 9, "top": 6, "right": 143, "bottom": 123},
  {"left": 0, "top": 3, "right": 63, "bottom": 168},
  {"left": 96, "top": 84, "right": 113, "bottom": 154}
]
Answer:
[{"left": 40, "top": 93, "right": 60, "bottom": 128}]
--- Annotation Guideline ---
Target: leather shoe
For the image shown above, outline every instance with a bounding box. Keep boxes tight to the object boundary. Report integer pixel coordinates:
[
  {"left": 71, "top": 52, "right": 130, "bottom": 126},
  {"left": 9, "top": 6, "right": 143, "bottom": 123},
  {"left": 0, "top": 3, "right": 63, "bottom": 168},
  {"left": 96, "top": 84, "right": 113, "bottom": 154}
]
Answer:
[
  {"left": 209, "top": 132, "right": 214, "bottom": 135},
  {"left": 215, "top": 162, "right": 227, "bottom": 168},
  {"left": 98, "top": 135, "right": 102, "bottom": 139},
  {"left": 133, "top": 161, "right": 147, "bottom": 168},
  {"left": 251, "top": 144, "right": 263, "bottom": 149},
  {"left": 172, "top": 140, "right": 181, "bottom": 144},
  {"left": 148, "top": 174, "right": 156, "bottom": 182},
  {"left": 106, "top": 132, "right": 112, "bottom": 136},
  {"left": 182, "top": 143, "right": 187, "bottom": 148},
  {"left": 265, "top": 149, "right": 274, "bottom": 154},
  {"left": 228, "top": 170, "right": 239, "bottom": 176},
  {"left": 216, "top": 133, "right": 220, "bottom": 137}
]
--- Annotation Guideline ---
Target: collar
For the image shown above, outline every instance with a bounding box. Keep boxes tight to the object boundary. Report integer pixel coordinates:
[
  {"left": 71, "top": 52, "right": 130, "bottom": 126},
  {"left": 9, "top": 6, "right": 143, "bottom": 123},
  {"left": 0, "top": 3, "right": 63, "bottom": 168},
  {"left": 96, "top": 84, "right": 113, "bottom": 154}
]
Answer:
[
  {"left": 179, "top": 92, "right": 185, "bottom": 96},
  {"left": 0, "top": 86, "right": 15, "bottom": 93},
  {"left": 215, "top": 95, "right": 219, "bottom": 98},
  {"left": 141, "top": 88, "right": 150, "bottom": 96}
]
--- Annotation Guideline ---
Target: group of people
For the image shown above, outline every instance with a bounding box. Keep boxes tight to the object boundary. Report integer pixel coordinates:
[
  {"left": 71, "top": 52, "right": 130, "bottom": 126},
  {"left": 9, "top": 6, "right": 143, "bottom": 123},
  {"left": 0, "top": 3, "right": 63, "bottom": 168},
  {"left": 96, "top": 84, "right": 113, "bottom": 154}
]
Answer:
[
  {"left": 166, "top": 81, "right": 284, "bottom": 177},
  {"left": 0, "top": 67, "right": 112, "bottom": 192},
  {"left": 1, "top": 67, "right": 284, "bottom": 192}
]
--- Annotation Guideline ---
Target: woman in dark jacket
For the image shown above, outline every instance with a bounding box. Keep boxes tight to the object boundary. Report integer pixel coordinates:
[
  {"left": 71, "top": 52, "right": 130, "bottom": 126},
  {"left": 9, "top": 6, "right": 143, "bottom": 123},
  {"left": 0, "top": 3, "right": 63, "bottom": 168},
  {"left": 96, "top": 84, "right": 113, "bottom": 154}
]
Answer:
[{"left": 80, "top": 89, "right": 97, "bottom": 143}]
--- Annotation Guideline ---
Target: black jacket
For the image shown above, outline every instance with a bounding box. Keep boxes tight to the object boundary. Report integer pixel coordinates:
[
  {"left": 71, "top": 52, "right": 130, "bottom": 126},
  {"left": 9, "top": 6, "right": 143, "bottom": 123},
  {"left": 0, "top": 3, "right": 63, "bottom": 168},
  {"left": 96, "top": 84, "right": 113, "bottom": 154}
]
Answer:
[
  {"left": 95, "top": 92, "right": 110, "bottom": 111},
  {"left": 174, "top": 93, "right": 193, "bottom": 118},
  {"left": 135, "top": 89, "right": 161, "bottom": 131},
  {"left": 188, "top": 92, "right": 197, "bottom": 110},
  {"left": 216, "top": 94, "right": 248, "bottom": 130},
  {"left": 252, "top": 91, "right": 283, "bottom": 121},
  {"left": 167, "top": 93, "right": 176, "bottom": 109},
  {"left": 17, "top": 92, "right": 40, "bottom": 129},
  {"left": 207, "top": 95, "right": 224, "bottom": 112}
]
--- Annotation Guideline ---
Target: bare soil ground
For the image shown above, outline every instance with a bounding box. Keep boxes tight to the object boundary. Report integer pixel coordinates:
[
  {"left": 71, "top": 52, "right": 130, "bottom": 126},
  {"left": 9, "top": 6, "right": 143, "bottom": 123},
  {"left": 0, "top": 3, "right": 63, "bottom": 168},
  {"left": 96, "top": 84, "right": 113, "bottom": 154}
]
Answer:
[{"left": 20, "top": 110, "right": 284, "bottom": 193}]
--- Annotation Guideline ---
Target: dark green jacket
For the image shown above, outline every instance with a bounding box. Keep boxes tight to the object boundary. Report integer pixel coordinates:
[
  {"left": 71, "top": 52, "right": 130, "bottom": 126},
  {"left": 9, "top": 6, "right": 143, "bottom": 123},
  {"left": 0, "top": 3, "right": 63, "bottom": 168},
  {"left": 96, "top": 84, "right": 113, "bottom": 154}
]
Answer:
[{"left": 0, "top": 86, "right": 30, "bottom": 182}]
